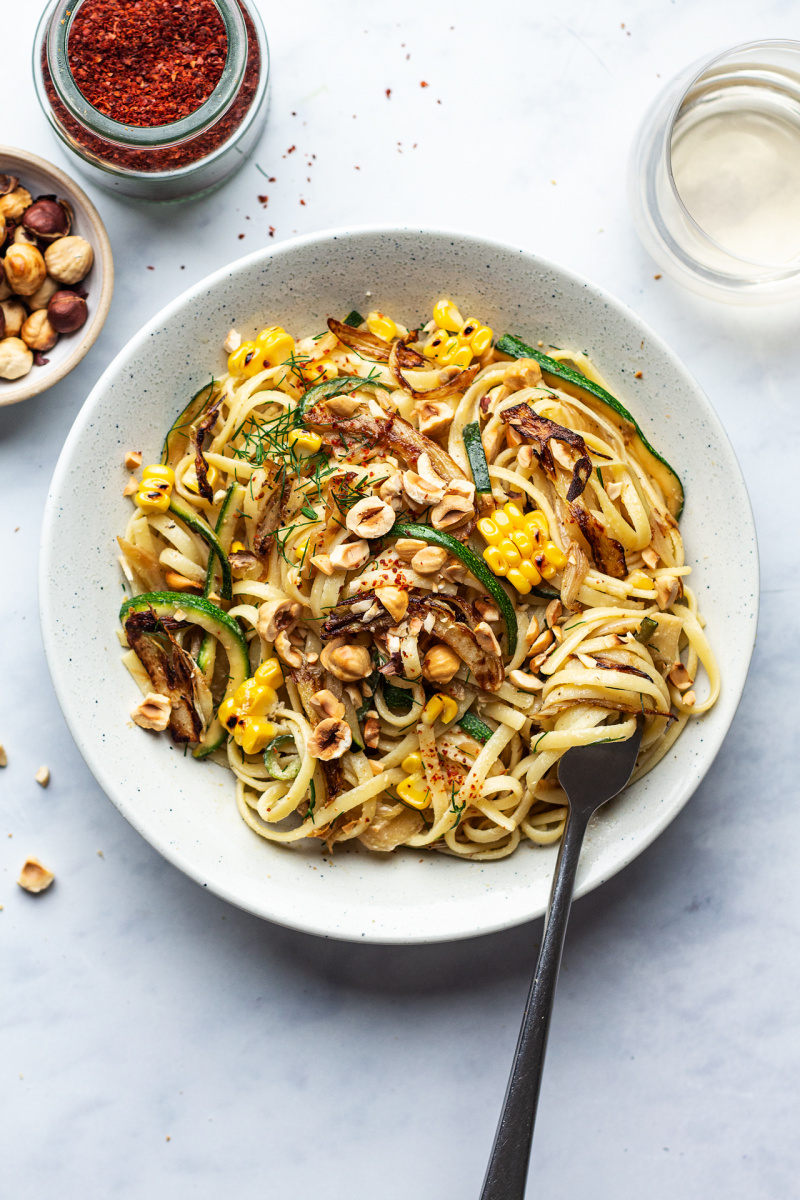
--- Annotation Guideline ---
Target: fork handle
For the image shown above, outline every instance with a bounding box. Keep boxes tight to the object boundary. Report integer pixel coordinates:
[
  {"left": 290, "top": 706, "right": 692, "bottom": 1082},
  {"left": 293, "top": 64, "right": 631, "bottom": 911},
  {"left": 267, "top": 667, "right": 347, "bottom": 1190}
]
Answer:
[{"left": 479, "top": 803, "right": 592, "bottom": 1200}]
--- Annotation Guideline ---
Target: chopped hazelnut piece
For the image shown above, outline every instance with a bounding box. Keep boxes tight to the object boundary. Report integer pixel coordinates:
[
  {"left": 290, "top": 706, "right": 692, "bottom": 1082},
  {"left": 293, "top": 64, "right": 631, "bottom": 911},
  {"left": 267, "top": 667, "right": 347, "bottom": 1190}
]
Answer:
[
  {"left": 124, "top": 450, "right": 142, "bottom": 470},
  {"left": 34, "top": 766, "right": 50, "bottom": 787},
  {"left": 123, "top": 475, "right": 139, "bottom": 496},
  {"left": 0, "top": 744, "right": 6, "bottom": 768},
  {"left": 131, "top": 692, "right": 171, "bottom": 731},
  {"left": 17, "top": 857, "right": 54, "bottom": 894},
  {"left": 223, "top": 329, "right": 241, "bottom": 354}
]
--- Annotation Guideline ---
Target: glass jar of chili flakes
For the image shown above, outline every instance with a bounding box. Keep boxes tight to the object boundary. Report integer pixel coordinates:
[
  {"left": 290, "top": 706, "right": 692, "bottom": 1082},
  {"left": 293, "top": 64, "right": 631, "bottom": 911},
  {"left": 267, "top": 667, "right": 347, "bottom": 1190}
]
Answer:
[{"left": 33, "top": 0, "right": 269, "bottom": 202}]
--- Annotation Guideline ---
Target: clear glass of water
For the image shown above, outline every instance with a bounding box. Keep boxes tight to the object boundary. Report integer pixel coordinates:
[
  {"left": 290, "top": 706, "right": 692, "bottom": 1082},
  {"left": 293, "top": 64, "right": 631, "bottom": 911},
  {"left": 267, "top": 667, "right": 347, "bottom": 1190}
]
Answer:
[{"left": 629, "top": 40, "right": 800, "bottom": 303}]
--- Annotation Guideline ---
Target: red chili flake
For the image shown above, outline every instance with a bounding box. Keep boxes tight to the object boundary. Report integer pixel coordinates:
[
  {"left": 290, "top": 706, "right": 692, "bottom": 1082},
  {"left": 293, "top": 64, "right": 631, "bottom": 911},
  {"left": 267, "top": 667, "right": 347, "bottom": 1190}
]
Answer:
[
  {"left": 385, "top": 88, "right": 391, "bottom": 98},
  {"left": 420, "top": 81, "right": 429, "bottom": 87},
  {"left": 257, "top": 194, "right": 268, "bottom": 204},
  {"left": 299, "top": 199, "right": 306, "bottom": 206},
  {"left": 268, "top": 226, "right": 275, "bottom": 237},
  {"left": 67, "top": 0, "right": 228, "bottom": 126},
  {"left": 287, "top": 145, "right": 296, "bottom": 153},
  {"left": 238, "top": 233, "right": 245, "bottom": 239},
  {"left": 147, "top": 265, "right": 155, "bottom": 270}
]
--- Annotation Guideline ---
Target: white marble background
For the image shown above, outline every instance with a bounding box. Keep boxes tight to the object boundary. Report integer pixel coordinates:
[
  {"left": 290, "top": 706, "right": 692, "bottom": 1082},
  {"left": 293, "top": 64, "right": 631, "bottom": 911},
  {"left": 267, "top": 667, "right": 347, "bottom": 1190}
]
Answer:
[{"left": 2, "top": 0, "right": 799, "bottom": 1195}]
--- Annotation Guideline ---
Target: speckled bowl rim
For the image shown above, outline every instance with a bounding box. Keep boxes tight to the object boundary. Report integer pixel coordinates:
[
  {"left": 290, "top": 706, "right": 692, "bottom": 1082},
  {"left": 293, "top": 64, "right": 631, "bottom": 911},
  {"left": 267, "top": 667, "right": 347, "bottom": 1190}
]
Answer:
[
  {"left": 0, "top": 145, "right": 114, "bottom": 407},
  {"left": 40, "top": 225, "right": 759, "bottom": 943}
]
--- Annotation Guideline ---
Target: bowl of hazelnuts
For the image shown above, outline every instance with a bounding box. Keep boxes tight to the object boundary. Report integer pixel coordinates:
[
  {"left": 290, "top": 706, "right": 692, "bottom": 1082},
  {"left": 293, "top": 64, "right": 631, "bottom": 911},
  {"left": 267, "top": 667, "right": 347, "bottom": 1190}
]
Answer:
[{"left": 0, "top": 146, "right": 114, "bottom": 406}]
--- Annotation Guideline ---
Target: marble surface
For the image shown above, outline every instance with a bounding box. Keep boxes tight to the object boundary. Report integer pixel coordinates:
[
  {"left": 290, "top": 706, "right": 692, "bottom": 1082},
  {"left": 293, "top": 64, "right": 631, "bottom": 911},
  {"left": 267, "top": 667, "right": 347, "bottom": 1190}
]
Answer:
[{"left": 1, "top": 1, "right": 798, "bottom": 1195}]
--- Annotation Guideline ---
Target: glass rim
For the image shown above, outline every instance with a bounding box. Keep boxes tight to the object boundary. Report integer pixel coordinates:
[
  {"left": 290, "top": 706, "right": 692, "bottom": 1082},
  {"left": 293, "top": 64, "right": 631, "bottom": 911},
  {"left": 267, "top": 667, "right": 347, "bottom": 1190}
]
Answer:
[
  {"left": 41, "top": 0, "right": 248, "bottom": 149},
  {"left": 664, "top": 37, "right": 800, "bottom": 273}
]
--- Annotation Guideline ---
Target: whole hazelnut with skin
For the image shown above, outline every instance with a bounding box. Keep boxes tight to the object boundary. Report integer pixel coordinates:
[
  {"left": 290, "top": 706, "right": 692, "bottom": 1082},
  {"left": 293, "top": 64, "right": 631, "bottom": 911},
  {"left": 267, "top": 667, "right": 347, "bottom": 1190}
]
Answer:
[
  {"left": 14, "top": 226, "right": 40, "bottom": 247},
  {"left": 4, "top": 243, "right": 47, "bottom": 296},
  {"left": 48, "top": 290, "right": 88, "bottom": 333},
  {"left": 21, "top": 309, "right": 58, "bottom": 353},
  {"left": 0, "top": 186, "right": 32, "bottom": 222},
  {"left": 0, "top": 260, "right": 11, "bottom": 302},
  {"left": 27, "top": 275, "right": 60, "bottom": 312},
  {"left": 22, "top": 198, "right": 72, "bottom": 242},
  {"left": 45, "top": 235, "right": 93, "bottom": 285},
  {"left": 0, "top": 337, "right": 34, "bottom": 380},
  {"left": 0, "top": 298, "right": 27, "bottom": 337}
]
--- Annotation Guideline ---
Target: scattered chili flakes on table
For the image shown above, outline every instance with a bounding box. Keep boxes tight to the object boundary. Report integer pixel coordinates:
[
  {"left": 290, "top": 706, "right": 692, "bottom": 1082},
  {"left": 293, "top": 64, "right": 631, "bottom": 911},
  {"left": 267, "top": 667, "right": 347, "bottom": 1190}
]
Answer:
[{"left": 68, "top": 0, "right": 228, "bottom": 126}]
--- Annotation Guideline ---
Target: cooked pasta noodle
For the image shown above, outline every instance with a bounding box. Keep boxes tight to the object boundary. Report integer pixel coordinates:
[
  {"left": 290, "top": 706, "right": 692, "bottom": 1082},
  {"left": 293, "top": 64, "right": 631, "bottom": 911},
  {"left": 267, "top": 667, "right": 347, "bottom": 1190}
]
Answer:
[{"left": 116, "top": 300, "right": 719, "bottom": 860}]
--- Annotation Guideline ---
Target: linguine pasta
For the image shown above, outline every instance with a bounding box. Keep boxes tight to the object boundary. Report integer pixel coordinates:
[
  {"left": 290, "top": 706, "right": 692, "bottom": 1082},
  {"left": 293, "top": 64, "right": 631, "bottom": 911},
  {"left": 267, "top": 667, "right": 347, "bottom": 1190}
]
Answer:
[{"left": 117, "top": 300, "right": 719, "bottom": 860}]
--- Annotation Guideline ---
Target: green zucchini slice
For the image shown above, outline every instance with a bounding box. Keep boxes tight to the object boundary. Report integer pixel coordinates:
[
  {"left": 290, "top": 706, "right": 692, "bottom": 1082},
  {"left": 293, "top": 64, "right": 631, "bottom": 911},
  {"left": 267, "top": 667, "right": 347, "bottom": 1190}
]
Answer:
[
  {"left": 391, "top": 520, "right": 518, "bottom": 657},
  {"left": 457, "top": 711, "right": 493, "bottom": 744},
  {"left": 161, "top": 380, "right": 218, "bottom": 469},
  {"left": 168, "top": 497, "right": 232, "bottom": 601},
  {"left": 495, "top": 333, "right": 684, "bottom": 518},
  {"left": 463, "top": 421, "right": 492, "bottom": 493}
]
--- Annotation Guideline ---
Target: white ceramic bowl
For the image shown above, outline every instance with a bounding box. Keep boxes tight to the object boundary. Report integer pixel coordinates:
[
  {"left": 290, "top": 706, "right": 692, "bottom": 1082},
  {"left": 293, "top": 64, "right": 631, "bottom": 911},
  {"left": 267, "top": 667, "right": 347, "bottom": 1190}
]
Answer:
[
  {"left": 40, "top": 227, "right": 758, "bottom": 944},
  {"left": 0, "top": 145, "right": 114, "bottom": 406}
]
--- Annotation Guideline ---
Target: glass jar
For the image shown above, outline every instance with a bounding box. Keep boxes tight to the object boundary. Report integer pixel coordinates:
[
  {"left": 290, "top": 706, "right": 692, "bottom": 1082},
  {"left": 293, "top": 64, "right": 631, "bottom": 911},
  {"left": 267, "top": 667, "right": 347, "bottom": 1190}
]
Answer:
[{"left": 33, "top": 0, "right": 270, "bottom": 203}]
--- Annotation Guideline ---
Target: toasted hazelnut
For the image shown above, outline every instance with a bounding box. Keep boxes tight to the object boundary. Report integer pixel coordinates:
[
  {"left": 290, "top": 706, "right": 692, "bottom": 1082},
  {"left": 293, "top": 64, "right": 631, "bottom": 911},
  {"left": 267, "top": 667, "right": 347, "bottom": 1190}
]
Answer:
[
  {"left": 307, "top": 717, "right": 352, "bottom": 760},
  {"left": 504, "top": 357, "right": 543, "bottom": 391},
  {"left": 26, "top": 274, "right": 59, "bottom": 311},
  {"left": 422, "top": 644, "right": 461, "bottom": 684},
  {"left": 44, "top": 235, "right": 94, "bottom": 284},
  {"left": 430, "top": 479, "right": 476, "bottom": 531},
  {"left": 0, "top": 744, "right": 7, "bottom": 767},
  {"left": 682, "top": 689, "right": 696, "bottom": 707},
  {"left": 21, "top": 309, "right": 58, "bottom": 352},
  {"left": 23, "top": 197, "right": 72, "bottom": 241},
  {"left": 475, "top": 598, "right": 501, "bottom": 622},
  {"left": 524, "top": 614, "right": 541, "bottom": 645},
  {"left": 474, "top": 621, "right": 501, "bottom": 655},
  {"left": 415, "top": 399, "right": 454, "bottom": 437},
  {"left": 17, "top": 857, "right": 54, "bottom": 894},
  {"left": 47, "top": 290, "right": 88, "bottom": 333},
  {"left": 4, "top": 243, "right": 47, "bottom": 296},
  {"left": 230, "top": 550, "right": 261, "bottom": 580},
  {"left": 124, "top": 450, "right": 142, "bottom": 469},
  {"left": 0, "top": 298, "right": 26, "bottom": 337},
  {"left": 508, "top": 669, "right": 544, "bottom": 691},
  {"left": 641, "top": 546, "right": 660, "bottom": 569},
  {"left": 346, "top": 496, "right": 395, "bottom": 539},
  {"left": 132, "top": 692, "right": 172, "bottom": 730},
  {"left": 668, "top": 662, "right": 694, "bottom": 691},
  {"left": 35, "top": 765, "right": 51, "bottom": 787},
  {"left": 310, "top": 553, "right": 334, "bottom": 575},
  {"left": 378, "top": 473, "right": 405, "bottom": 511},
  {"left": 0, "top": 260, "right": 10, "bottom": 302},
  {"left": 223, "top": 328, "right": 241, "bottom": 353},
  {"left": 656, "top": 577, "right": 680, "bottom": 610},
  {"left": 528, "top": 627, "right": 554, "bottom": 656},
  {"left": 0, "top": 174, "right": 19, "bottom": 195},
  {"left": 440, "top": 558, "right": 470, "bottom": 584},
  {"left": 0, "top": 336, "right": 33, "bottom": 380},
  {"left": 13, "top": 226, "right": 39, "bottom": 247},
  {"left": 375, "top": 585, "right": 408, "bottom": 622},
  {"left": 274, "top": 628, "right": 303, "bottom": 667},
  {"left": 309, "top": 689, "right": 345, "bottom": 720},
  {"left": 325, "top": 397, "right": 361, "bottom": 418},
  {"left": 123, "top": 475, "right": 139, "bottom": 496},
  {"left": 329, "top": 539, "right": 370, "bottom": 572},
  {"left": 545, "top": 599, "right": 563, "bottom": 626},
  {"left": 256, "top": 598, "right": 301, "bottom": 643},
  {"left": 363, "top": 715, "right": 381, "bottom": 749},
  {"left": 320, "top": 638, "right": 372, "bottom": 681},
  {"left": 403, "top": 469, "right": 446, "bottom": 506},
  {"left": 410, "top": 545, "right": 448, "bottom": 574},
  {"left": 394, "top": 537, "right": 427, "bottom": 562},
  {"left": 0, "top": 186, "right": 32, "bottom": 222},
  {"left": 164, "top": 570, "right": 202, "bottom": 591}
]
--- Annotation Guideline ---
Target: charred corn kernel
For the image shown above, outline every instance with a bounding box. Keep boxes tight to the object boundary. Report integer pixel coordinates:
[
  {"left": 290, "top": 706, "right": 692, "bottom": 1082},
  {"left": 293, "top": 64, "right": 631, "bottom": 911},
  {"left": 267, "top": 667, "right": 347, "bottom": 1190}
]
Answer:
[
  {"left": 422, "top": 693, "right": 459, "bottom": 725},
  {"left": 299, "top": 357, "right": 338, "bottom": 384},
  {"left": 235, "top": 716, "right": 278, "bottom": 755},
  {"left": 540, "top": 562, "right": 557, "bottom": 580},
  {"left": 255, "top": 658, "right": 283, "bottom": 688},
  {"left": 445, "top": 345, "right": 473, "bottom": 368},
  {"left": 294, "top": 536, "right": 311, "bottom": 561},
  {"left": 503, "top": 501, "right": 526, "bottom": 528},
  {"left": 498, "top": 539, "right": 522, "bottom": 568},
  {"left": 492, "top": 509, "right": 513, "bottom": 537},
  {"left": 478, "top": 517, "right": 501, "bottom": 545},
  {"left": 287, "top": 428, "right": 322, "bottom": 454},
  {"left": 542, "top": 541, "right": 567, "bottom": 569},
  {"left": 520, "top": 560, "right": 543, "bottom": 585},
  {"left": 433, "top": 298, "right": 464, "bottom": 332},
  {"left": 483, "top": 545, "right": 509, "bottom": 576},
  {"left": 628, "top": 570, "right": 656, "bottom": 591},
  {"left": 217, "top": 696, "right": 237, "bottom": 728},
  {"left": 506, "top": 568, "right": 532, "bottom": 595},
  {"left": 255, "top": 326, "right": 295, "bottom": 367},
  {"left": 511, "top": 529, "right": 534, "bottom": 557},
  {"left": 458, "top": 318, "right": 480, "bottom": 342},
  {"left": 135, "top": 487, "right": 170, "bottom": 513},
  {"left": 439, "top": 336, "right": 460, "bottom": 363},
  {"left": 470, "top": 325, "right": 493, "bottom": 355},
  {"left": 401, "top": 752, "right": 424, "bottom": 775},
  {"left": 228, "top": 341, "right": 256, "bottom": 375},
  {"left": 233, "top": 679, "right": 278, "bottom": 717},
  {"left": 231, "top": 541, "right": 246, "bottom": 553},
  {"left": 525, "top": 510, "right": 549, "bottom": 537},
  {"left": 367, "top": 311, "right": 397, "bottom": 340},
  {"left": 140, "top": 464, "right": 174, "bottom": 496},
  {"left": 397, "top": 774, "right": 431, "bottom": 809},
  {"left": 425, "top": 328, "right": 449, "bottom": 359},
  {"left": 183, "top": 462, "right": 219, "bottom": 494}
]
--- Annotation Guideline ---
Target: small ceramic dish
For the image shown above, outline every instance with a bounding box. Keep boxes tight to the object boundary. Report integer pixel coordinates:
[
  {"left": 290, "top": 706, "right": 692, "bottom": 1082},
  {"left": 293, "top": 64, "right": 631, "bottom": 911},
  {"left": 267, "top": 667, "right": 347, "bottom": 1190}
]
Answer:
[
  {"left": 0, "top": 145, "right": 114, "bottom": 406},
  {"left": 39, "top": 227, "right": 758, "bottom": 944}
]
